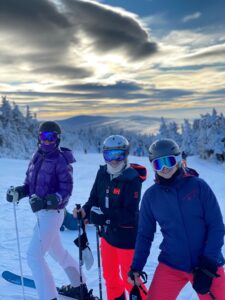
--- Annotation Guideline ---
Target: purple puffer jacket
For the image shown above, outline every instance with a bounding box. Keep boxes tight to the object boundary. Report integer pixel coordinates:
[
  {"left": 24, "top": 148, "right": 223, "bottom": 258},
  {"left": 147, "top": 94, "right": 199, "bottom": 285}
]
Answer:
[{"left": 23, "top": 147, "right": 75, "bottom": 209}]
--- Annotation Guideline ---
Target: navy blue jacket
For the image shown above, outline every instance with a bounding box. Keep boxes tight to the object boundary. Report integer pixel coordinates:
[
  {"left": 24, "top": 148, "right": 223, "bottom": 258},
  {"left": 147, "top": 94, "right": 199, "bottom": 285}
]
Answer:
[
  {"left": 132, "top": 168, "right": 225, "bottom": 272},
  {"left": 83, "top": 164, "right": 147, "bottom": 249}
]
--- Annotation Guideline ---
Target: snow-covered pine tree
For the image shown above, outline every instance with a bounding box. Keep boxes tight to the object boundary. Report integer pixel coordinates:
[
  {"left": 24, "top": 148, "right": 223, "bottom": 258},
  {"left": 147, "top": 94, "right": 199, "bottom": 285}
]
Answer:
[{"left": 0, "top": 97, "right": 38, "bottom": 158}]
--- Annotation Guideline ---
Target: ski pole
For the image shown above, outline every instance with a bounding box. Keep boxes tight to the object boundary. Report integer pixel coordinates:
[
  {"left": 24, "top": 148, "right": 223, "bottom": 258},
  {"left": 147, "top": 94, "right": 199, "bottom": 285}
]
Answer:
[
  {"left": 11, "top": 187, "right": 25, "bottom": 300},
  {"left": 134, "top": 273, "right": 148, "bottom": 296},
  {"left": 139, "top": 284, "right": 147, "bottom": 296},
  {"left": 76, "top": 204, "right": 84, "bottom": 300},
  {"left": 96, "top": 226, "right": 103, "bottom": 300},
  {"left": 209, "top": 291, "right": 216, "bottom": 300}
]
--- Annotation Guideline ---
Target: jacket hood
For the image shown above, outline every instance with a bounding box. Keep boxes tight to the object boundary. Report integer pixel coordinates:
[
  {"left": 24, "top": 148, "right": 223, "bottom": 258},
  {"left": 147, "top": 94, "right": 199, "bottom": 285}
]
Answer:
[
  {"left": 59, "top": 147, "right": 76, "bottom": 164},
  {"left": 100, "top": 163, "right": 147, "bottom": 182},
  {"left": 182, "top": 167, "right": 199, "bottom": 177},
  {"left": 130, "top": 163, "right": 147, "bottom": 182}
]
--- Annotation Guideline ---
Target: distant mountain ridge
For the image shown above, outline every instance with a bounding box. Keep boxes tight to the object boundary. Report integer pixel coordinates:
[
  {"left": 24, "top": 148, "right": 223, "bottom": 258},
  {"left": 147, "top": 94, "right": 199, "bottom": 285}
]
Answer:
[
  {"left": 1, "top": 97, "right": 224, "bottom": 161},
  {"left": 57, "top": 114, "right": 163, "bottom": 134}
]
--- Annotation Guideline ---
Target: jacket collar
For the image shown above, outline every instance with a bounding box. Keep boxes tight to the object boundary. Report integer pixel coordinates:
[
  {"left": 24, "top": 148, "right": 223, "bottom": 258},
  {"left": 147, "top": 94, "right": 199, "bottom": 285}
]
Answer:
[
  {"left": 155, "top": 167, "right": 199, "bottom": 186},
  {"left": 100, "top": 164, "right": 141, "bottom": 181}
]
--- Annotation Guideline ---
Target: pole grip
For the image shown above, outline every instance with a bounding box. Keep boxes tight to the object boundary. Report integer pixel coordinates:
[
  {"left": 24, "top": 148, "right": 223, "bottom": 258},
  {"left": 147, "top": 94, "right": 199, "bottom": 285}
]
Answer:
[{"left": 76, "top": 203, "right": 82, "bottom": 220}]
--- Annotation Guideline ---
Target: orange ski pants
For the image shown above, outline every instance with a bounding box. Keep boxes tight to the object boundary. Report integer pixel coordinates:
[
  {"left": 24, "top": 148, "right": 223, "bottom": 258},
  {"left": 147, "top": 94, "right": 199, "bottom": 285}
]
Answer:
[{"left": 101, "top": 238, "right": 147, "bottom": 300}]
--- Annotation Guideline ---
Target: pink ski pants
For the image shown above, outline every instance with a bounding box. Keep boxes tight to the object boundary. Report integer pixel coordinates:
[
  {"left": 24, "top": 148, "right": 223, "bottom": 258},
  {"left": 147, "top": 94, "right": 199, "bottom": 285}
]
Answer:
[{"left": 147, "top": 262, "right": 225, "bottom": 300}]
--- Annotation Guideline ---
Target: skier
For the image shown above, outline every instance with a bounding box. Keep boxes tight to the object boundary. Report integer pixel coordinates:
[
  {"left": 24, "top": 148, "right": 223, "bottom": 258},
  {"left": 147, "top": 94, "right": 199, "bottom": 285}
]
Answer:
[
  {"left": 128, "top": 138, "right": 225, "bottom": 300},
  {"left": 6, "top": 121, "right": 93, "bottom": 300},
  {"left": 73, "top": 135, "right": 148, "bottom": 300}
]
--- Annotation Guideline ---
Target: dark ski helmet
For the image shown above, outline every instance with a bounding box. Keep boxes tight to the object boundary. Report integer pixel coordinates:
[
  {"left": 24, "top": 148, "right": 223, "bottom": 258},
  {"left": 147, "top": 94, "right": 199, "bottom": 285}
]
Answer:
[
  {"left": 103, "top": 135, "right": 129, "bottom": 153},
  {"left": 148, "top": 138, "right": 180, "bottom": 162},
  {"left": 39, "top": 121, "right": 61, "bottom": 134}
]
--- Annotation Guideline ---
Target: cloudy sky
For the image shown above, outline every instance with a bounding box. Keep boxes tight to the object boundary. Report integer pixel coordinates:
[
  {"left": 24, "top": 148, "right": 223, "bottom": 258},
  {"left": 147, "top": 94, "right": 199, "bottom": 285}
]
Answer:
[{"left": 0, "top": 0, "right": 225, "bottom": 120}]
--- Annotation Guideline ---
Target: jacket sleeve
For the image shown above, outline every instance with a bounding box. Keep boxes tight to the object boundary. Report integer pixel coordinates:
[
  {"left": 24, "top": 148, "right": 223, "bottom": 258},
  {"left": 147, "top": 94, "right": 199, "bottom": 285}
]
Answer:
[
  {"left": 23, "top": 171, "right": 30, "bottom": 196},
  {"left": 55, "top": 158, "right": 73, "bottom": 206},
  {"left": 82, "top": 171, "right": 100, "bottom": 219},
  {"left": 106, "top": 177, "right": 142, "bottom": 226},
  {"left": 200, "top": 179, "right": 225, "bottom": 263},
  {"left": 131, "top": 189, "right": 156, "bottom": 271},
  {"left": 23, "top": 160, "right": 33, "bottom": 196},
  {"left": 23, "top": 152, "right": 39, "bottom": 195}
]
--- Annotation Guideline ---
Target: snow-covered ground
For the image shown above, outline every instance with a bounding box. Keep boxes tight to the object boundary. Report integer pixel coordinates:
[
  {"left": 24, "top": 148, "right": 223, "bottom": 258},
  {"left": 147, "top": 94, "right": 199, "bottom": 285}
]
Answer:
[{"left": 0, "top": 153, "right": 224, "bottom": 300}]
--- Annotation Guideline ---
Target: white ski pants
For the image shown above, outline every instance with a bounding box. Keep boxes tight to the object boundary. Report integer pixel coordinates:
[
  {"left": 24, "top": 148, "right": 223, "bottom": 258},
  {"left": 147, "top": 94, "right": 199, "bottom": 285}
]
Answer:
[{"left": 27, "top": 209, "right": 86, "bottom": 300}]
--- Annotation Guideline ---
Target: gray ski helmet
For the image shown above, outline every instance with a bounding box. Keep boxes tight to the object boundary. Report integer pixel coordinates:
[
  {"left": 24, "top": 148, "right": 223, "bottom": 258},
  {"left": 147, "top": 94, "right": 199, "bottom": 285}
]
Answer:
[
  {"left": 148, "top": 138, "right": 180, "bottom": 161},
  {"left": 103, "top": 135, "right": 129, "bottom": 153},
  {"left": 39, "top": 121, "right": 61, "bottom": 134}
]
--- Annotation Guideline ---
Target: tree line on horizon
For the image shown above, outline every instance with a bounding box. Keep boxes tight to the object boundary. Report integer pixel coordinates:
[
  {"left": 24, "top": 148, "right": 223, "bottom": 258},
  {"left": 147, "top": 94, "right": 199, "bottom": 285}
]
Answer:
[{"left": 0, "top": 97, "right": 225, "bottom": 161}]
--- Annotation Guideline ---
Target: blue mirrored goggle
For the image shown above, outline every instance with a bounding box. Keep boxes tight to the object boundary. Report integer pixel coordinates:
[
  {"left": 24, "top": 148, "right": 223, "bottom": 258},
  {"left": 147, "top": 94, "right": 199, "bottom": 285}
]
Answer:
[
  {"left": 39, "top": 131, "right": 58, "bottom": 142},
  {"left": 103, "top": 149, "right": 126, "bottom": 162},
  {"left": 152, "top": 155, "right": 181, "bottom": 171}
]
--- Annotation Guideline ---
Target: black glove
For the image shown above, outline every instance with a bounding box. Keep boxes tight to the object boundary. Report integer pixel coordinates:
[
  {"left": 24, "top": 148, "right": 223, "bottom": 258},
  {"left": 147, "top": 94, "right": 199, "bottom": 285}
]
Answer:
[
  {"left": 193, "top": 256, "right": 219, "bottom": 295},
  {"left": 74, "top": 228, "right": 94, "bottom": 270},
  {"left": 90, "top": 206, "right": 110, "bottom": 226},
  {"left": 129, "top": 285, "right": 142, "bottom": 300},
  {"left": 45, "top": 194, "right": 59, "bottom": 209},
  {"left": 6, "top": 185, "right": 27, "bottom": 202},
  {"left": 128, "top": 269, "right": 148, "bottom": 300},
  {"left": 29, "top": 195, "right": 45, "bottom": 212},
  {"left": 128, "top": 269, "right": 148, "bottom": 283},
  {"left": 74, "top": 231, "right": 89, "bottom": 250}
]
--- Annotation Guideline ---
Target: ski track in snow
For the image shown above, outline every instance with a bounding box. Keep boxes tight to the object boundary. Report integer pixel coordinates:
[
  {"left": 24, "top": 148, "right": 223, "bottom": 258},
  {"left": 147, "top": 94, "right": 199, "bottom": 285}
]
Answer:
[{"left": 0, "top": 153, "right": 225, "bottom": 299}]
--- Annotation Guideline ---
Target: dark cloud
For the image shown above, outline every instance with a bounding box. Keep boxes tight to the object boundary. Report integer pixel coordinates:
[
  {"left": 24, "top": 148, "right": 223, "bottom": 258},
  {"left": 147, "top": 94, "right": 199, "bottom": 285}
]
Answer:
[
  {"left": 0, "top": 53, "right": 18, "bottom": 66},
  {"left": 0, "top": 80, "right": 148, "bottom": 102},
  {"left": 59, "top": 81, "right": 141, "bottom": 92},
  {"left": 0, "top": 89, "right": 147, "bottom": 101},
  {"left": 208, "top": 89, "right": 225, "bottom": 96},
  {"left": 0, "top": 0, "right": 157, "bottom": 60},
  {"left": 153, "top": 88, "right": 193, "bottom": 100},
  {"left": 1, "top": 84, "right": 193, "bottom": 104},
  {"left": 0, "top": 0, "right": 157, "bottom": 86},
  {"left": 0, "top": 0, "right": 75, "bottom": 74},
  {"left": 63, "top": 0, "right": 157, "bottom": 59},
  {"left": 55, "top": 81, "right": 148, "bottom": 99},
  {"left": 0, "top": 91, "right": 81, "bottom": 98},
  {"left": 33, "top": 65, "right": 92, "bottom": 79},
  {"left": 158, "top": 63, "right": 225, "bottom": 71},
  {"left": 0, "top": 0, "right": 70, "bottom": 29}
]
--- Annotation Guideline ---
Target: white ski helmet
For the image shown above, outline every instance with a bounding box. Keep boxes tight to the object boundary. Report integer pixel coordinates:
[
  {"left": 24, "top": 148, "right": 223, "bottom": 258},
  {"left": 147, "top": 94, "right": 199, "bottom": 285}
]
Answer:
[{"left": 103, "top": 135, "right": 129, "bottom": 154}]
